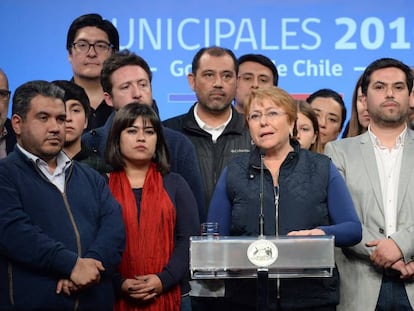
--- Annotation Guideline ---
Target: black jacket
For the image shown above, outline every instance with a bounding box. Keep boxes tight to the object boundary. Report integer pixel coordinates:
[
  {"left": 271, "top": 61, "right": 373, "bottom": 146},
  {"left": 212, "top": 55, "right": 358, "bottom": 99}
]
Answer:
[{"left": 163, "top": 104, "right": 253, "bottom": 215}]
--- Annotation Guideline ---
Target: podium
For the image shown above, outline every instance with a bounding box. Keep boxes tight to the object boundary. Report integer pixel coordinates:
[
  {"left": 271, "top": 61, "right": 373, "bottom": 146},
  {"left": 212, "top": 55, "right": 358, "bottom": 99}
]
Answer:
[
  {"left": 190, "top": 235, "right": 334, "bottom": 279},
  {"left": 190, "top": 235, "right": 335, "bottom": 310}
]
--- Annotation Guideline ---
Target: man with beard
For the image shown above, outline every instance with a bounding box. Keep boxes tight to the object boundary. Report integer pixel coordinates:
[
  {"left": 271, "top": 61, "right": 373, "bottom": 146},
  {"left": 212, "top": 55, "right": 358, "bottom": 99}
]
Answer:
[
  {"left": 163, "top": 46, "right": 253, "bottom": 311},
  {"left": 325, "top": 58, "right": 414, "bottom": 311},
  {"left": 163, "top": 46, "right": 253, "bottom": 214},
  {"left": 408, "top": 68, "right": 414, "bottom": 130}
]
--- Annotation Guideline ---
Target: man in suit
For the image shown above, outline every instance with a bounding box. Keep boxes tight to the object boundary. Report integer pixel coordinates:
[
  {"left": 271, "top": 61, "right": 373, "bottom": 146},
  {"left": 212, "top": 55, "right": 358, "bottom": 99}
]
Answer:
[{"left": 325, "top": 57, "right": 414, "bottom": 311}]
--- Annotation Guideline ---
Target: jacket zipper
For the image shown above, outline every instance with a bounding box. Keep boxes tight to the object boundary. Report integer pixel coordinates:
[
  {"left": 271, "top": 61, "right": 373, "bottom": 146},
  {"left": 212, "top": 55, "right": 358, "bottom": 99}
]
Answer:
[
  {"left": 274, "top": 186, "right": 281, "bottom": 301},
  {"left": 61, "top": 192, "right": 82, "bottom": 311},
  {"left": 32, "top": 162, "right": 82, "bottom": 311}
]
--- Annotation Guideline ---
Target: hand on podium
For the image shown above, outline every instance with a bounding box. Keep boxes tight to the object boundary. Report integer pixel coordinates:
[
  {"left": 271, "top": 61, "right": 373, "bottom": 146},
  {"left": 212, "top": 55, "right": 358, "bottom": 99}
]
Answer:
[{"left": 287, "top": 228, "right": 326, "bottom": 236}]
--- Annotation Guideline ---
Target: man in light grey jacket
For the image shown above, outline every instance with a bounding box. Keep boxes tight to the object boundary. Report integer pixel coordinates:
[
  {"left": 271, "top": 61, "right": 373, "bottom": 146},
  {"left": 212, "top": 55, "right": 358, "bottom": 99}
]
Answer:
[{"left": 325, "top": 57, "right": 414, "bottom": 311}]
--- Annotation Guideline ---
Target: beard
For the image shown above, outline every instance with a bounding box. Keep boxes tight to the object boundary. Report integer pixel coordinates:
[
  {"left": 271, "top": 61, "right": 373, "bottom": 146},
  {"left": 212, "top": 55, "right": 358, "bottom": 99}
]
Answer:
[{"left": 369, "top": 106, "right": 408, "bottom": 128}]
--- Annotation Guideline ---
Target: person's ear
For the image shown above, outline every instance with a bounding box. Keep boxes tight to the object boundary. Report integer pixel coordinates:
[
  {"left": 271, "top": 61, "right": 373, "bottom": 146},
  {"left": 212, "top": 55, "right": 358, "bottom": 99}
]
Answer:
[
  {"left": 187, "top": 73, "right": 195, "bottom": 92},
  {"left": 103, "top": 92, "right": 114, "bottom": 107},
  {"left": 11, "top": 114, "right": 23, "bottom": 135}
]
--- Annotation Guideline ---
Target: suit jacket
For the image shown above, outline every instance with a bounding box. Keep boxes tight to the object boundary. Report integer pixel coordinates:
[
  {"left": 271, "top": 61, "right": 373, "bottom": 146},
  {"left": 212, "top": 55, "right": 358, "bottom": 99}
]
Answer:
[{"left": 325, "top": 130, "right": 414, "bottom": 311}]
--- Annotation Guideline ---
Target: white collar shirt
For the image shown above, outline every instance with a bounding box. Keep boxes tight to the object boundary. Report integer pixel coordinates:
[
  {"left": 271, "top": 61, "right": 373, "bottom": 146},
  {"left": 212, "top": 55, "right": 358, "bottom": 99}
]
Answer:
[
  {"left": 17, "top": 144, "right": 72, "bottom": 193},
  {"left": 368, "top": 125, "right": 406, "bottom": 236},
  {"left": 193, "top": 104, "right": 232, "bottom": 143}
]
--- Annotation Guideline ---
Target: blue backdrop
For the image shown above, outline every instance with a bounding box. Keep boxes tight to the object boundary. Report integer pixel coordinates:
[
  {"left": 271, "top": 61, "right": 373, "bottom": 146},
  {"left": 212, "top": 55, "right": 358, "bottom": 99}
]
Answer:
[{"left": 1, "top": 0, "right": 413, "bottom": 121}]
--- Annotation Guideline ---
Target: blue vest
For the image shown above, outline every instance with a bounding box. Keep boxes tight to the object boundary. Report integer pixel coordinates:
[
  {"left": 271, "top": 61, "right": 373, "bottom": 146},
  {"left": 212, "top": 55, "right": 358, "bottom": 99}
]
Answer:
[
  {"left": 225, "top": 142, "right": 339, "bottom": 309},
  {"left": 227, "top": 143, "right": 330, "bottom": 236}
]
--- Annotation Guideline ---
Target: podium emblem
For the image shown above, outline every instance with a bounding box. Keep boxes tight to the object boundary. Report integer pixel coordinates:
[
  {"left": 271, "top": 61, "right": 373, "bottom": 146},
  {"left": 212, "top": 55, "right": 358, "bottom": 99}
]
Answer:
[{"left": 247, "top": 239, "right": 278, "bottom": 267}]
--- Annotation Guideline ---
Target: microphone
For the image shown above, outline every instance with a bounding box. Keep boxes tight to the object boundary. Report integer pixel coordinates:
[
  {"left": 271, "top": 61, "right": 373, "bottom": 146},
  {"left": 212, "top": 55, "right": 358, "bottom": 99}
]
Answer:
[{"left": 259, "top": 148, "right": 266, "bottom": 237}]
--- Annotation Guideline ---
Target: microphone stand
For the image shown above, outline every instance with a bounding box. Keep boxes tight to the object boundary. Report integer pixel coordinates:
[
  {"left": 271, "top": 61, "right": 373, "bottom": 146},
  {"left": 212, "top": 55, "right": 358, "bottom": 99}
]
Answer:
[
  {"left": 257, "top": 149, "right": 269, "bottom": 311},
  {"left": 259, "top": 149, "right": 265, "bottom": 238}
]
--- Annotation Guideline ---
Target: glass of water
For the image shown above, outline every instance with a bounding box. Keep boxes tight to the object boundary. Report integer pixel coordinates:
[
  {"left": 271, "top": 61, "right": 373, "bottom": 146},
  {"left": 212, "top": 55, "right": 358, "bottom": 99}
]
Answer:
[{"left": 200, "top": 222, "right": 219, "bottom": 238}]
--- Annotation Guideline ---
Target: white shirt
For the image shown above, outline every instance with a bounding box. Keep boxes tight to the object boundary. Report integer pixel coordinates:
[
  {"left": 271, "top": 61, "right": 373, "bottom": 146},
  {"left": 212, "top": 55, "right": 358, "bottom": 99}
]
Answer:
[
  {"left": 17, "top": 144, "right": 72, "bottom": 193},
  {"left": 193, "top": 104, "right": 232, "bottom": 143},
  {"left": 368, "top": 126, "right": 406, "bottom": 236}
]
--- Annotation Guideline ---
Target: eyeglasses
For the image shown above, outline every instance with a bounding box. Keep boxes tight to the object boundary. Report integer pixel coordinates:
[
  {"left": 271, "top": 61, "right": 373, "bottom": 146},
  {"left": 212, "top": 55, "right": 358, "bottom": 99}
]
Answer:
[
  {"left": 247, "top": 110, "right": 286, "bottom": 122},
  {"left": 0, "top": 89, "right": 11, "bottom": 100},
  {"left": 72, "top": 40, "right": 113, "bottom": 54}
]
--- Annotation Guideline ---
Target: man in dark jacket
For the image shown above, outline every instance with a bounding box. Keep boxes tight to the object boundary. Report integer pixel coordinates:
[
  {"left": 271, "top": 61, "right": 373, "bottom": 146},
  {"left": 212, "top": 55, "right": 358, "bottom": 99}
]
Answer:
[
  {"left": 163, "top": 46, "right": 253, "bottom": 311},
  {"left": 163, "top": 46, "right": 253, "bottom": 217},
  {"left": 0, "top": 80, "right": 125, "bottom": 310}
]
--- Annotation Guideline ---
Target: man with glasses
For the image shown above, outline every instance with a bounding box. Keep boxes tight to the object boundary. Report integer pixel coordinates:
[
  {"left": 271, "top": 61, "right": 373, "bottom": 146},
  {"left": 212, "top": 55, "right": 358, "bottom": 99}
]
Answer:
[
  {"left": 234, "top": 53, "right": 279, "bottom": 114},
  {"left": 0, "top": 68, "right": 16, "bottom": 159},
  {"left": 67, "top": 13, "right": 119, "bottom": 130}
]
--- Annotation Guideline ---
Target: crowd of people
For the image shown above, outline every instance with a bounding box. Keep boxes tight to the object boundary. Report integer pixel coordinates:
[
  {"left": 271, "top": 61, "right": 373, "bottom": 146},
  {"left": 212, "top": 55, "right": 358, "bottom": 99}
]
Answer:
[{"left": 0, "top": 12, "right": 413, "bottom": 311}]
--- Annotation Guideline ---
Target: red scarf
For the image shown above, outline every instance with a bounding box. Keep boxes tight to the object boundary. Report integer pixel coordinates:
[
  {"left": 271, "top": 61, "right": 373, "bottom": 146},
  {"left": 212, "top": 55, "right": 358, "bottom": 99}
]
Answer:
[{"left": 109, "top": 164, "right": 181, "bottom": 311}]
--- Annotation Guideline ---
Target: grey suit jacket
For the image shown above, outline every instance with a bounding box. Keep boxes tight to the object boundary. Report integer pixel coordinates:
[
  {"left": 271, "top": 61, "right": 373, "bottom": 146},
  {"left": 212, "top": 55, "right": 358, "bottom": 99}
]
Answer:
[{"left": 325, "top": 130, "right": 414, "bottom": 311}]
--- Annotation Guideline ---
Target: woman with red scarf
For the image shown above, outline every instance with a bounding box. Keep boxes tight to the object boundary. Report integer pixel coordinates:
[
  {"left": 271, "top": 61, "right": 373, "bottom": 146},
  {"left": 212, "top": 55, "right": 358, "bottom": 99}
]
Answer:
[{"left": 105, "top": 103, "right": 199, "bottom": 311}]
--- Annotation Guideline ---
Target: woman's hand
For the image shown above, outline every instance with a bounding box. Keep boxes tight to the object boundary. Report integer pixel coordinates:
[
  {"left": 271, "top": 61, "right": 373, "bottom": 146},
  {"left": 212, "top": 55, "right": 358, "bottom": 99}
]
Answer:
[
  {"left": 287, "top": 228, "right": 326, "bottom": 236},
  {"left": 121, "top": 274, "right": 163, "bottom": 302}
]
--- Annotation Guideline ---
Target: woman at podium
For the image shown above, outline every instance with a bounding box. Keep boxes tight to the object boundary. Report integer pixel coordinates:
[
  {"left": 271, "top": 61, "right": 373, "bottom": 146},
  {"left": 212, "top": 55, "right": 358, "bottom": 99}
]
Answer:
[{"left": 208, "top": 86, "right": 362, "bottom": 311}]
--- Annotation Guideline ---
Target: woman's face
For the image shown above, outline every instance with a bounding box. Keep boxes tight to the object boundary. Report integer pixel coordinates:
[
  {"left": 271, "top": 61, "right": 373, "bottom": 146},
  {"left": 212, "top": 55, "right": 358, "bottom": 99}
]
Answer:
[
  {"left": 119, "top": 116, "right": 157, "bottom": 166},
  {"left": 247, "top": 97, "right": 294, "bottom": 151},
  {"left": 296, "top": 112, "right": 317, "bottom": 150},
  {"left": 356, "top": 87, "right": 370, "bottom": 129}
]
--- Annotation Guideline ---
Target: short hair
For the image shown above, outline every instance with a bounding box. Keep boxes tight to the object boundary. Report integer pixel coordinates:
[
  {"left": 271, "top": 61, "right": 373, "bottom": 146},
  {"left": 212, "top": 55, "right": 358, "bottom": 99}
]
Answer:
[
  {"left": 295, "top": 99, "right": 322, "bottom": 153},
  {"left": 360, "top": 57, "right": 414, "bottom": 96},
  {"left": 12, "top": 80, "right": 65, "bottom": 120},
  {"left": 245, "top": 86, "right": 297, "bottom": 125},
  {"left": 238, "top": 54, "right": 279, "bottom": 86},
  {"left": 306, "top": 88, "right": 347, "bottom": 130},
  {"left": 52, "top": 80, "right": 90, "bottom": 118},
  {"left": 101, "top": 49, "right": 152, "bottom": 96},
  {"left": 191, "top": 46, "right": 238, "bottom": 75},
  {"left": 66, "top": 13, "right": 120, "bottom": 52},
  {"left": 105, "top": 103, "right": 170, "bottom": 174}
]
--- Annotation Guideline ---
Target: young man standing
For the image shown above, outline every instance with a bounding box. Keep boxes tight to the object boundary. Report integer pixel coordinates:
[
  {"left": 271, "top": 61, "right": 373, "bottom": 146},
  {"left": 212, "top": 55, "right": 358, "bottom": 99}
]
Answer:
[
  {"left": 67, "top": 13, "right": 119, "bottom": 130},
  {"left": 325, "top": 58, "right": 414, "bottom": 310},
  {"left": 234, "top": 53, "right": 279, "bottom": 114},
  {"left": 53, "top": 80, "right": 111, "bottom": 174}
]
